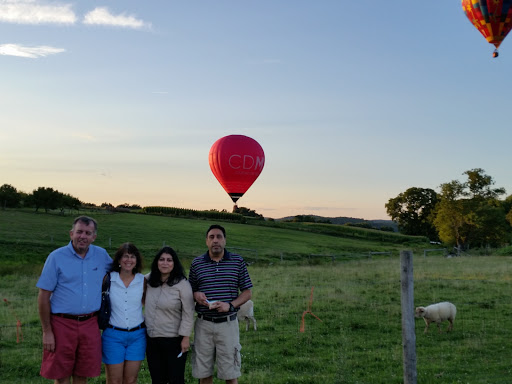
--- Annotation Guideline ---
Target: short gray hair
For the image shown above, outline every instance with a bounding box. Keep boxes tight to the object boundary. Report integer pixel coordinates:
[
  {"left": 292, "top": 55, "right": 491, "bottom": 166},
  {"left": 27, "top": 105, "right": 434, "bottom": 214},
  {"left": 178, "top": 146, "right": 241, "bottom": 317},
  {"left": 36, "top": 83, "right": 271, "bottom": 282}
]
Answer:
[{"left": 71, "top": 216, "right": 98, "bottom": 234}]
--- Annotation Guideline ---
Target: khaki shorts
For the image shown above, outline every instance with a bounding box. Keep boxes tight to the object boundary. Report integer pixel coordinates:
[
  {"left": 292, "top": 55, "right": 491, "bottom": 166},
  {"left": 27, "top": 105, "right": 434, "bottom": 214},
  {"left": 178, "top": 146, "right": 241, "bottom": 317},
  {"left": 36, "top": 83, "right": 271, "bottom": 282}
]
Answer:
[{"left": 192, "top": 315, "right": 242, "bottom": 380}]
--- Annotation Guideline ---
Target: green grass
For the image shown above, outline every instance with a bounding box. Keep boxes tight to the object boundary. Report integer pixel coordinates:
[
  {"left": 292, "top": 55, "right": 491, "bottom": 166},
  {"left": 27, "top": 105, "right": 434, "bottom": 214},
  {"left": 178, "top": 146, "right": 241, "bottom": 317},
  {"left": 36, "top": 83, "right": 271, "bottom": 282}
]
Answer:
[
  {"left": 0, "top": 209, "right": 511, "bottom": 383},
  {"left": 0, "top": 208, "right": 431, "bottom": 268}
]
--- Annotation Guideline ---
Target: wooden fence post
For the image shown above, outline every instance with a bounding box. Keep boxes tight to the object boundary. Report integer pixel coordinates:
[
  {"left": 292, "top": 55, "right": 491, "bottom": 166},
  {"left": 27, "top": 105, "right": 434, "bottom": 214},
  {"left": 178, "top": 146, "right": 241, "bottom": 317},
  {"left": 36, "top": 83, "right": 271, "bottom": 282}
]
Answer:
[{"left": 400, "top": 250, "right": 417, "bottom": 384}]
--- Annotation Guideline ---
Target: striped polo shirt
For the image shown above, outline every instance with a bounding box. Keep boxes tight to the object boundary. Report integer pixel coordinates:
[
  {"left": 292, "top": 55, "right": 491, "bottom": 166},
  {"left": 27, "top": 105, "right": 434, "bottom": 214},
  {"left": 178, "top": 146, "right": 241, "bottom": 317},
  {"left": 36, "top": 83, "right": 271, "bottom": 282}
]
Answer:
[{"left": 189, "top": 250, "right": 253, "bottom": 317}]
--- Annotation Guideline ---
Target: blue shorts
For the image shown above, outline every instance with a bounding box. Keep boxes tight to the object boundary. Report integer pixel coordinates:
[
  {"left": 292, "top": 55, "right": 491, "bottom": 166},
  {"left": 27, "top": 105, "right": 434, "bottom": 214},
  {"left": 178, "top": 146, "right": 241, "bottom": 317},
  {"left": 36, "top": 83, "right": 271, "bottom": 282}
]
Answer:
[{"left": 101, "top": 326, "right": 146, "bottom": 365}]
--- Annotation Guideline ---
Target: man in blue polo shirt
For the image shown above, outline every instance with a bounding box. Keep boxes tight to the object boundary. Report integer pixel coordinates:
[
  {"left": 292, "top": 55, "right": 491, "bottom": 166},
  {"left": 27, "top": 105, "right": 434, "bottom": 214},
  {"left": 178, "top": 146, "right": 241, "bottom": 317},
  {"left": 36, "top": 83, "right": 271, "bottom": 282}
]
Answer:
[
  {"left": 37, "top": 216, "right": 112, "bottom": 384},
  {"left": 189, "top": 224, "right": 253, "bottom": 384}
]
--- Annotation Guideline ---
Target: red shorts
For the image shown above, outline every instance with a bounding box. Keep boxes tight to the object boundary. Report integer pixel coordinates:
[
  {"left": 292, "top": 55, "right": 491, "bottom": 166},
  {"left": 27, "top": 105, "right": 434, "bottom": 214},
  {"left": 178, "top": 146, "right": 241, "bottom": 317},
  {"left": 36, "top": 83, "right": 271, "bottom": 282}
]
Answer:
[{"left": 40, "top": 315, "right": 102, "bottom": 379}]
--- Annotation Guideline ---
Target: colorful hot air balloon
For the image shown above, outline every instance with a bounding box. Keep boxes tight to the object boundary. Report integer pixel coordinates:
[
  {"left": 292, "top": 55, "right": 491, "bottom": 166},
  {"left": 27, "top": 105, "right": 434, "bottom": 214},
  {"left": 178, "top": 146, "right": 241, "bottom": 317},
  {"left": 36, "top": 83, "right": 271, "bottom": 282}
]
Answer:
[
  {"left": 209, "top": 135, "right": 265, "bottom": 204},
  {"left": 462, "top": 0, "right": 512, "bottom": 57}
]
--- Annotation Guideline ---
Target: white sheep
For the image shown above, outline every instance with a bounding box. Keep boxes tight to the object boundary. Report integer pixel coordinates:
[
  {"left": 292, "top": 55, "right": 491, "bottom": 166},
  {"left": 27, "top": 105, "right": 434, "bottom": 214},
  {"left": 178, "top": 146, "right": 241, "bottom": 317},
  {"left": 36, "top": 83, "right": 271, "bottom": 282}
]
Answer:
[
  {"left": 237, "top": 300, "right": 257, "bottom": 331},
  {"left": 415, "top": 301, "right": 456, "bottom": 333}
]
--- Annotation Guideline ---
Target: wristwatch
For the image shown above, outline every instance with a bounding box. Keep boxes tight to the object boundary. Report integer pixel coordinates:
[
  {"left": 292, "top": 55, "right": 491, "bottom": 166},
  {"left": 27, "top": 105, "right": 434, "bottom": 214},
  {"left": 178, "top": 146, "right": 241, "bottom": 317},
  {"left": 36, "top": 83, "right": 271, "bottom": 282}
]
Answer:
[{"left": 228, "top": 302, "right": 236, "bottom": 312}]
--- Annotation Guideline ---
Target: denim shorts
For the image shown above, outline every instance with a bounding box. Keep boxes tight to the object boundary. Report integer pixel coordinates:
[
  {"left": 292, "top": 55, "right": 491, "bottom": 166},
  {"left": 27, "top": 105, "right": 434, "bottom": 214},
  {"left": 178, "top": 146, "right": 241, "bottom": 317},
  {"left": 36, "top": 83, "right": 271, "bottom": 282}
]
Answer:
[{"left": 101, "top": 326, "right": 147, "bottom": 364}]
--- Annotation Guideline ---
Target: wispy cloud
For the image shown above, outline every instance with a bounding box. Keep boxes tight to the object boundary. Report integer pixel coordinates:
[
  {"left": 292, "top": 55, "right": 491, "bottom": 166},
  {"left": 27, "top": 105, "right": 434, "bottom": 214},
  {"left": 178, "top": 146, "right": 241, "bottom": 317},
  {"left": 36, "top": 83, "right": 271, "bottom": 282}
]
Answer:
[
  {"left": 0, "top": 2, "right": 150, "bottom": 29},
  {"left": 83, "top": 7, "right": 150, "bottom": 29},
  {"left": 0, "top": 43, "right": 65, "bottom": 58},
  {"left": 0, "top": 0, "right": 76, "bottom": 25}
]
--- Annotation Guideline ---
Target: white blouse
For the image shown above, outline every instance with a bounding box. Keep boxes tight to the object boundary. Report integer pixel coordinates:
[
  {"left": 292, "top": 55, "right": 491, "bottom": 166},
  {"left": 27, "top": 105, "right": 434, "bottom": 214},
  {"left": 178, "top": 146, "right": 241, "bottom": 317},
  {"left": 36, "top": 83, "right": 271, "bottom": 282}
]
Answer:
[{"left": 108, "top": 272, "right": 145, "bottom": 329}]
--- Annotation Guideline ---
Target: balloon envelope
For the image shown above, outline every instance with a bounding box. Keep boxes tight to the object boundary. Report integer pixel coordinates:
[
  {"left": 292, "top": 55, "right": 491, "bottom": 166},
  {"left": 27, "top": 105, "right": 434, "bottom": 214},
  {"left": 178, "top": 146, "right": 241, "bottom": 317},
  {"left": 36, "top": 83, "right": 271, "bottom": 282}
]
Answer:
[
  {"left": 209, "top": 135, "right": 265, "bottom": 203},
  {"left": 462, "top": 0, "right": 512, "bottom": 49}
]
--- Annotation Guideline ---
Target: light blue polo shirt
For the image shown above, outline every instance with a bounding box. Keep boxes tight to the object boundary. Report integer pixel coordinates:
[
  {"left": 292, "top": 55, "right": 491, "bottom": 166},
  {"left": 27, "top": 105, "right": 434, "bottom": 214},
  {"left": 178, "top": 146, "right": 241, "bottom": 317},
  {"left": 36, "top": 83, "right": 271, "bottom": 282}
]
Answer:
[{"left": 37, "top": 242, "right": 113, "bottom": 315}]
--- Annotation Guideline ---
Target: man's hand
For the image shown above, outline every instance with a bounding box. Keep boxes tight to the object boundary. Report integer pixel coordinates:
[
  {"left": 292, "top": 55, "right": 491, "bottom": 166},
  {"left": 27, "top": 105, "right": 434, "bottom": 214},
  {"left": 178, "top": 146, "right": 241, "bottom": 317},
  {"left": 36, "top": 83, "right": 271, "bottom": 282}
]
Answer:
[
  {"left": 193, "top": 291, "right": 209, "bottom": 307},
  {"left": 38, "top": 289, "right": 55, "bottom": 352},
  {"left": 42, "top": 330, "right": 55, "bottom": 352},
  {"left": 209, "top": 301, "right": 230, "bottom": 313}
]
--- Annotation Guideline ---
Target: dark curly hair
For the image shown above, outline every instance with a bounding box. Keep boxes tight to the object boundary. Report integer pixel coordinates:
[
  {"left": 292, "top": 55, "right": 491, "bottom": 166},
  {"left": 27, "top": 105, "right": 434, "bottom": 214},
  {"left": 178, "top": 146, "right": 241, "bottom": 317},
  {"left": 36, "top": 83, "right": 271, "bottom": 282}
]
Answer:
[
  {"left": 147, "top": 246, "right": 186, "bottom": 288},
  {"left": 111, "top": 242, "right": 143, "bottom": 274}
]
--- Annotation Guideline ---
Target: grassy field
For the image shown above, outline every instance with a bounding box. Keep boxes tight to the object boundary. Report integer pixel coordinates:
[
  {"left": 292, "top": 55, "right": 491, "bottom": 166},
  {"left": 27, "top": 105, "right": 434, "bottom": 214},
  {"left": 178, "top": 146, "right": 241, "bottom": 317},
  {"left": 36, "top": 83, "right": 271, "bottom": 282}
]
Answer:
[
  {"left": 0, "top": 209, "right": 431, "bottom": 272},
  {"left": 1, "top": 209, "right": 511, "bottom": 383}
]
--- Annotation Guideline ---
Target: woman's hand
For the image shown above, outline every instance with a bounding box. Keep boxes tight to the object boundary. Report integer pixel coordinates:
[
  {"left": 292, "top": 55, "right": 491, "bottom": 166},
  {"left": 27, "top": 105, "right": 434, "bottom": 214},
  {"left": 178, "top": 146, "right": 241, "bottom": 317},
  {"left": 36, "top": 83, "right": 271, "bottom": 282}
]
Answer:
[{"left": 180, "top": 336, "right": 190, "bottom": 354}]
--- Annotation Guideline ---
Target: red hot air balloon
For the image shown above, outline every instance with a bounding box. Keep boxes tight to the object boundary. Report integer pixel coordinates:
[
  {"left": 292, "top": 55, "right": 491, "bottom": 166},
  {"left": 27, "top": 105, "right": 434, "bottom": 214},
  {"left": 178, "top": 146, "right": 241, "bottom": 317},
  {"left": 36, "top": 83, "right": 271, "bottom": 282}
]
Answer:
[
  {"left": 462, "top": 0, "right": 512, "bottom": 57},
  {"left": 209, "top": 135, "right": 265, "bottom": 204}
]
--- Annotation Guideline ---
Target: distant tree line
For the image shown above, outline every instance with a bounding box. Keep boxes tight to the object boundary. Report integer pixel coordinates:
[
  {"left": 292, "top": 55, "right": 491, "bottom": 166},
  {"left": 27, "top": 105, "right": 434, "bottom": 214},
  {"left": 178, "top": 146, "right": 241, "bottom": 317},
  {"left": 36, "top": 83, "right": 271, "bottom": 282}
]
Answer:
[
  {"left": 0, "top": 185, "right": 82, "bottom": 213},
  {"left": 385, "top": 168, "right": 512, "bottom": 250},
  {"left": 0, "top": 184, "right": 143, "bottom": 214},
  {"left": 0, "top": 183, "right": 266, "bottom": 221},
  {"left": 286, "top": 215, "right": 395, "bottom": 232},
  {"left": 143, "top": 206, "right": 245, "bottom": 222},
  {"left": 232, "top": 205, "right": 265, "bottom": 219},
  {"left": 100, "top": 202, "right": 142, "bottom": 212}
]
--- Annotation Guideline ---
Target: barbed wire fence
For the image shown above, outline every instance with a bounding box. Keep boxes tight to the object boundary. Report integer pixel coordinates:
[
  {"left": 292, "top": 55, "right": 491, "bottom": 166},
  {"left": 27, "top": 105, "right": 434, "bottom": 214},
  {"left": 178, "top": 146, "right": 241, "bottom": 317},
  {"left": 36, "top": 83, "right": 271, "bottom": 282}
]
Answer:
[{"left": 2, "top": 248, "right": 511, "bottom": 383}]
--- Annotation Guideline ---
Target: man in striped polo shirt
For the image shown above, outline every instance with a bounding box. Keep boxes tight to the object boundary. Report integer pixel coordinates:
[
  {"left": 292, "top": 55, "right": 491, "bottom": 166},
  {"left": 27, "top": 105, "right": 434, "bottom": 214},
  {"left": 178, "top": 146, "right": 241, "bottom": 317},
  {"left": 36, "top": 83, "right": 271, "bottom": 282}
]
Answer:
[{"left": 189, "top": 224, "right": 253, "bottom": 384}]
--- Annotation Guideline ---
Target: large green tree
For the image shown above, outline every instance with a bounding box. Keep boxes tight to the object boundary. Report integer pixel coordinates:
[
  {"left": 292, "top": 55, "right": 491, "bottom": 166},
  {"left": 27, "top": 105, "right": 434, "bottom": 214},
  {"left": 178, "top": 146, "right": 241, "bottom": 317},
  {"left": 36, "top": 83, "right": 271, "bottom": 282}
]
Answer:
[
  {"left": 433, "top": 169, "right": 509, "bottom": 249},
  {"left": 505, "top": 195, "right": 512, "bottom": 226},
  {"left": 0, "top": 184, "right": 21, "bottom": 208},
  {"left": 31, "top": 187, "right": 62, "bottom": 212},
  {"left": 60, "top": 193, "right": 82, "bottom": 214},
  {"left": 433, "top": 180, "right": 470, "bottom": 248},
  {"left": 385, "top": 187, "right": 439, "bottom": 239}
]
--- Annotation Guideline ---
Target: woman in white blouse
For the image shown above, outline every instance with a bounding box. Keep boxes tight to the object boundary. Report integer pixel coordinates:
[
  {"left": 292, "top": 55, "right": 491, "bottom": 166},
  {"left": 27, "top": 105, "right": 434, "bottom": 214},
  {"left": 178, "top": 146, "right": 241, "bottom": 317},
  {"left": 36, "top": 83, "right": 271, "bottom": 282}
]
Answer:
[
  {"left": 144, "top": 246, "right": 194, "bottom": 384},
  {"left": 101, "top": 243, "right": 146, "bottom": 384}
]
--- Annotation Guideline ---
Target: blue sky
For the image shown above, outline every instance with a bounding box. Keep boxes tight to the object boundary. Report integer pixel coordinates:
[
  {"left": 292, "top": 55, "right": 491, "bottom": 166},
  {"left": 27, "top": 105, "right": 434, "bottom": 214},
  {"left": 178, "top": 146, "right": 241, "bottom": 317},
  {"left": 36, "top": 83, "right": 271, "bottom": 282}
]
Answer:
[{"left": 1, "top": 0, "right": 511, "bottom": 220}]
